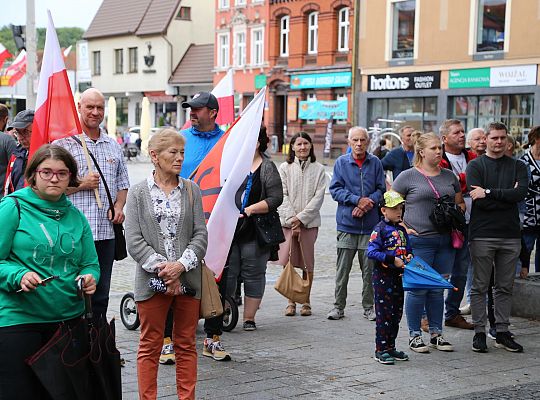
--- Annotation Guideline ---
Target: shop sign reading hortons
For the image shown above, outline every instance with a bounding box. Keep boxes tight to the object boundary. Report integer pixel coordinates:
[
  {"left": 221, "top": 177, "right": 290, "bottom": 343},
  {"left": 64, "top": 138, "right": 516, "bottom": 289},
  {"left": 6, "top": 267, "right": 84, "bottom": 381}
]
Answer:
[{"left": 368, "top": 71, "right": 441, "bottom": 91}]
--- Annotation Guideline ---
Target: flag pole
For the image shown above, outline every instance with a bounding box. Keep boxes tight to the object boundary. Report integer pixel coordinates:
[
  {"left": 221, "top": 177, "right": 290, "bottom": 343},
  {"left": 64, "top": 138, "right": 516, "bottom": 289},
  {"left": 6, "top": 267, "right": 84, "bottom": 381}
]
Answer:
[{"left": 79, "top": 134, "right": 103, "bottom": 208}]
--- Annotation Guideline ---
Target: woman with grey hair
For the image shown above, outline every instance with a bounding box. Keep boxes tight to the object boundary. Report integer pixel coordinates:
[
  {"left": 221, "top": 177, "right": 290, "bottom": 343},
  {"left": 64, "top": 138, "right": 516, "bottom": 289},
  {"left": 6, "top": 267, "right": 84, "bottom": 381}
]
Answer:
[{"left": 126, "top": 128, "right": 207, "bottom": 400}]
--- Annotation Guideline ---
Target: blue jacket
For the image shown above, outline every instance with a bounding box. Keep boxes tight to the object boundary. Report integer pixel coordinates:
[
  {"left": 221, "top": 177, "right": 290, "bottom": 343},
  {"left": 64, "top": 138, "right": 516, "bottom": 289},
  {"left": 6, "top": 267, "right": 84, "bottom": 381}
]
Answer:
[
  {"left": 381, "top": 147, "right": 412, "bottom": 179},
  {"left": 180, "top": 124, "right": 225, "bottom": 178},
  {"left": 330, "top": 152, "right": 385, "bottom": 234},
  {"left": 4, "top": 145, "right": 27, "bottom": 195},
  {"left": 367, "top": 219, "right": 412, "bottom": 269}
]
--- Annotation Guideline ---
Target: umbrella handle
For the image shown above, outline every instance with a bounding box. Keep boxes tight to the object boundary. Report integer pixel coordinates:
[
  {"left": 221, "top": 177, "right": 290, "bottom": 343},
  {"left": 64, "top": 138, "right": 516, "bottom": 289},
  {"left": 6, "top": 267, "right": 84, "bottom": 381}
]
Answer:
[{"left": 77, "top": 277, "right": 93, "bottom": 319}]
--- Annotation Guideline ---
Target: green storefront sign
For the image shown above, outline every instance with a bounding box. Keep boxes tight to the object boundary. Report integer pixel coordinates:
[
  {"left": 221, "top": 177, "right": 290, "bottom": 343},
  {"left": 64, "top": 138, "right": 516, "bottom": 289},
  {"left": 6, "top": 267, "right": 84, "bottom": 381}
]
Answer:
[
  {"left": 290, "top": 72, "right": 352, "bottom": 89},
  {"left": 448, "top": 68, "right": 490, "bottom": 88},
  {"left": 255, "top": 74, "right": 267, "bottom": 89}
]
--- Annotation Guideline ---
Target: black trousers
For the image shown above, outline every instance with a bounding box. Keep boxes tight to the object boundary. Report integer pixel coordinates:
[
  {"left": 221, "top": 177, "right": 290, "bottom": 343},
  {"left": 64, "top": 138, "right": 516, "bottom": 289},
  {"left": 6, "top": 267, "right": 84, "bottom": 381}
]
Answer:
[
  {"left": 164, "top": 267, "right": 229, "bottom": 338},
  {"left": 92, "top": 239, "right": 115, "bottom": 320},
  {"left": 0, "top": 321, "right": 71, "bottom": 400}
]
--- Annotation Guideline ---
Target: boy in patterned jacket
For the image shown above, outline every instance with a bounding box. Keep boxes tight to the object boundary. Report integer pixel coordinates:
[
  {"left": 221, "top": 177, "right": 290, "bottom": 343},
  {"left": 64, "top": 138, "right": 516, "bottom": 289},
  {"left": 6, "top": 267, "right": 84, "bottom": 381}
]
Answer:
[{"left": 367, "top": 191, "right": 413, "bottom": 364}]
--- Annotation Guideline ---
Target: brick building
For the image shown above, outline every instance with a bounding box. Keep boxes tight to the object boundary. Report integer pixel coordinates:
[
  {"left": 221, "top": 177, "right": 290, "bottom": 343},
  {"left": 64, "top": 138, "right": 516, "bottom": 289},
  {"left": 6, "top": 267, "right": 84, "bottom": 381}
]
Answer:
[{"left": 267, "top": 0, "right": 354, "bottom": 155}]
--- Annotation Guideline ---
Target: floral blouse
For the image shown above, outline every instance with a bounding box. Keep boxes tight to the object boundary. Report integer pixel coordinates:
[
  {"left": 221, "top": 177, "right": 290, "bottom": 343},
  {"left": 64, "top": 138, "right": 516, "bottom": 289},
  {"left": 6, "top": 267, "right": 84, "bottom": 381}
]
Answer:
[{"left": 141, "top": 175, "right": 198, "bottom": 273}]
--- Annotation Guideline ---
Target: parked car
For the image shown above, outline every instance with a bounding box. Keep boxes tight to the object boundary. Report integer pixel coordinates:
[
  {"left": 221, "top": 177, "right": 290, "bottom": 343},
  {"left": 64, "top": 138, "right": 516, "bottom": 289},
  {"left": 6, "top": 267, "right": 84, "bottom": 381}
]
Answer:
[{"left": 128, "top": 126, "right": 161, "bottom": 142}]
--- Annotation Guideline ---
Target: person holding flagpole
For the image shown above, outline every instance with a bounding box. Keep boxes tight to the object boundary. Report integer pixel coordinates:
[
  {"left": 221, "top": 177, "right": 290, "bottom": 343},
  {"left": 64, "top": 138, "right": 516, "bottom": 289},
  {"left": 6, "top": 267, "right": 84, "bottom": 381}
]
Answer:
[{"left": 54, "top": 88, "right": 130, "bottom": 320}]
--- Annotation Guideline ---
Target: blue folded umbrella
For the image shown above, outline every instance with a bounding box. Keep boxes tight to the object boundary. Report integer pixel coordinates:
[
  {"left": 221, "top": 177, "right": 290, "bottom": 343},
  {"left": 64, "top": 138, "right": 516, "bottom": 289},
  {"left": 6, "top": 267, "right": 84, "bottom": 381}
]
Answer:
[{"left": 403, "top": 257, "right": 456, "bottom": 291}]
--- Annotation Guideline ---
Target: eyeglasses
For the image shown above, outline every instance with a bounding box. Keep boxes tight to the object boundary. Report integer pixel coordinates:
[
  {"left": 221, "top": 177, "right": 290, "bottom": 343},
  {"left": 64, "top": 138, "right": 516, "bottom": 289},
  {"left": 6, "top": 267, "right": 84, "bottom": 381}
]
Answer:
[{"left": 36, "top": 169, "right": 71, "bottom": 181}]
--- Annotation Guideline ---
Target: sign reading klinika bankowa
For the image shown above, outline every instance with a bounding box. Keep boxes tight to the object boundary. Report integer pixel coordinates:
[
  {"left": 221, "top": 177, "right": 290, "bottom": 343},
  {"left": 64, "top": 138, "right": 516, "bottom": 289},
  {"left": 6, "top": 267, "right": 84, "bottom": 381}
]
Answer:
[
  {"left": 449, "top": 65, "right": 537, "bottom": 88},
  {"left": 368, "top": 71, "right": 441, "bottom": 91}
]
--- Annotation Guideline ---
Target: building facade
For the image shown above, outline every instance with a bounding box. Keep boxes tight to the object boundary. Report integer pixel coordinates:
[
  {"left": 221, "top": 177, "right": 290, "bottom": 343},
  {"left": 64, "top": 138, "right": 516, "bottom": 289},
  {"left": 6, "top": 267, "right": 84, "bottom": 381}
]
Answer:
[
  {"left": 214, "top": 0, "right": 271, "bottom": 119},
  {"left": 84, "top": 0, "right": 214, "bottom": 130},
  {"left": 357, "top": 0, "right": 540, "bottom": 145},
  {"left": 267, "top": 0, "right": 354, "bottom": 154}
]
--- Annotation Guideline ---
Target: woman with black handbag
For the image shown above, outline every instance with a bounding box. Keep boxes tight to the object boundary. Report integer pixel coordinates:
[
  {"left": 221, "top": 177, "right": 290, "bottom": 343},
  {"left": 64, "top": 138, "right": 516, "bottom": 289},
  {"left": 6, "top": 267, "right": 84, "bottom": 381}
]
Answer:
[
  {"left": 392, "top": 133, "right": 465, "bottom": 354},
  {"left": 226, "top": 127, "right": 283, "bottom": 331}
]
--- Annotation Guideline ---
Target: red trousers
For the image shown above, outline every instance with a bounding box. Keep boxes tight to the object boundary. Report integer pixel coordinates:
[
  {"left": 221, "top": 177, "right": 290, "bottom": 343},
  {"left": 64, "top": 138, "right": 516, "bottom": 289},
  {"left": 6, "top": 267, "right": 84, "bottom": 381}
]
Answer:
[{"left": 137, "top": 293, "right": 200, "bottom": 400}]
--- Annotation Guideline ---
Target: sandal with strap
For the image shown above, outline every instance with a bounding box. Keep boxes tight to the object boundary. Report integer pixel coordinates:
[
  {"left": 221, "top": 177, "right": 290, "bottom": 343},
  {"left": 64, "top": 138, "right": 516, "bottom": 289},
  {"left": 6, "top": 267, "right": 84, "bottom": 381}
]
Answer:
[
  {"left": 285, "top": 304, "right": 296, "bottom": 316},
  {"left": 300, "top": 304, "right": 312, "bottom": 316}
]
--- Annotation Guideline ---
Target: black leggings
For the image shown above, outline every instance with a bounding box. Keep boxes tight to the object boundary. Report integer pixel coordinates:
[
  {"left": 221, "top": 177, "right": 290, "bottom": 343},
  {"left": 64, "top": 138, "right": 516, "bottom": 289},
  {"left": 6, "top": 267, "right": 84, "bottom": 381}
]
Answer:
[{"left": 0, "top": 322, "right": 60, "bottom": 399}]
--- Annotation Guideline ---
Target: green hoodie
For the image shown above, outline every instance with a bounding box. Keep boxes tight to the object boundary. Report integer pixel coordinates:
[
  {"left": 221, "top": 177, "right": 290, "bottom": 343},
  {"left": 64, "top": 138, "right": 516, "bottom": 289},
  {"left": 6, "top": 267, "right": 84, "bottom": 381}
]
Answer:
[{"left": 0, "top": 187, "right": 100, "bottom": 327}]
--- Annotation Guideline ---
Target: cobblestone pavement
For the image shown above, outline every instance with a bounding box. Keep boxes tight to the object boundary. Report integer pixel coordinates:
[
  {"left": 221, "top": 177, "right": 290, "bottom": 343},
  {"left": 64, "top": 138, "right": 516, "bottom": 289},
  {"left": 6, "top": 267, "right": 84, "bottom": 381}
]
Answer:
[{"left": 111, "top": 160, "right": 540, "bottom": 399}]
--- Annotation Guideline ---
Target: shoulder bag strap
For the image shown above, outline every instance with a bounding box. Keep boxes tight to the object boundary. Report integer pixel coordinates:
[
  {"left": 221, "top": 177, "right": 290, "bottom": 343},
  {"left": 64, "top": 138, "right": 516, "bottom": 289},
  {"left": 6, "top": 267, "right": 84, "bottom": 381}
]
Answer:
[
  {"left": 416, "top": 167, "right": 440, "bottom": 199},
  {"left": 71, "top": 136, "right": 116, "bottom": 218}
]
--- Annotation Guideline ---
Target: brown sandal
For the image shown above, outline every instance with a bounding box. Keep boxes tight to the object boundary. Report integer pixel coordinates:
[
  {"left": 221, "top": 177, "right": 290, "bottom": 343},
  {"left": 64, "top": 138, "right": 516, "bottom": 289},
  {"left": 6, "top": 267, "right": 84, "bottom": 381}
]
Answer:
[
  {"left": 300, "top": 304, "right": 312, "bottom": 316},
  {"left": 285, "top": 304, "right": 296, "bottom": 316}
]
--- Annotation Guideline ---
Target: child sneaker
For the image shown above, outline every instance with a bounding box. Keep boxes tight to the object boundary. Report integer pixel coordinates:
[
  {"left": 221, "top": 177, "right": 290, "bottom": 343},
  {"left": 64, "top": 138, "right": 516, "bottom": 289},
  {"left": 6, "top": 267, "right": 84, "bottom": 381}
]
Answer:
[
  {"left": 494, "top": 332, "right": 523, "bottom": 353},
  {"left": 203, "top": 335, "right": 231, "bottom": 361},
  {"left": 374, "top": 351, "right": 395, "bottom": 365},
  {"left": 429, "top": 335, "right": 454, "bottom": 352},
  {"left": 409, "top": 336, "right": 429, "bottom": 353},
  {"left": 388, "top": 348, "right": 409, "bottom": 361},
  {"left": 159, "top": 337, "right": 175, "bottom": 365}
]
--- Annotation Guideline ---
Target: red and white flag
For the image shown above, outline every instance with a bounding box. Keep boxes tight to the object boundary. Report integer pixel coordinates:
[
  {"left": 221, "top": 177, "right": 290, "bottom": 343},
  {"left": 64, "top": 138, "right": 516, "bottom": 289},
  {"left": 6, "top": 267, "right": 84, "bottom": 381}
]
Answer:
[
  {"left": 192, "top": 87, "right": 266, "bottom": 276},
  {"left": 0, "top": 43, "right": 12, "bottom": 69},
  {"left": 182, "top": 69, "right": 235, "bottom": 129},
  {"left": 29, "top": 11, "right": 81, "bottom": 158},
  {"left": 0, "top": 50, "right": 26, "bottom": 86}
]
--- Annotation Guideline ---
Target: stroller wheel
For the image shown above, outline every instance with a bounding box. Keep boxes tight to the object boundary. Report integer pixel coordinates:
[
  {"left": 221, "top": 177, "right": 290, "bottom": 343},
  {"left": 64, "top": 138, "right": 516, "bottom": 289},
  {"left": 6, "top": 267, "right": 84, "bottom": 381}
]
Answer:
[
  {"left": 222, "top": 294, "right": 238, "bottom": 332},
  {"left": 120, "top": 292, "right": 140, "bottom": 330}
]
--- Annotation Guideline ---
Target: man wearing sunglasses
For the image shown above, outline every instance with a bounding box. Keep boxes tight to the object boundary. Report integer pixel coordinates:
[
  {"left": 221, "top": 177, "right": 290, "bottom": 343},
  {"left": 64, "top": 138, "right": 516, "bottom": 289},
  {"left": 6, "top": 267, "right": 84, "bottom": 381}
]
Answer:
[{"left": 3, "top": 109, "right": 34, "bottom": 196}]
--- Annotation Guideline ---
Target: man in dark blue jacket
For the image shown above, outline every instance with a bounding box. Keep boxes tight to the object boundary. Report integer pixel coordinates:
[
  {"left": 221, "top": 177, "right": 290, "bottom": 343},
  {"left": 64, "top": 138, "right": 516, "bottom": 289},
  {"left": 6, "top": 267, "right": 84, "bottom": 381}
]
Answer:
[
  {"left": 381, "top": 125, "right": 415, "bottom": 180},
  {"left": 328, "top": 127, "right": 385, "bottom": 321}
]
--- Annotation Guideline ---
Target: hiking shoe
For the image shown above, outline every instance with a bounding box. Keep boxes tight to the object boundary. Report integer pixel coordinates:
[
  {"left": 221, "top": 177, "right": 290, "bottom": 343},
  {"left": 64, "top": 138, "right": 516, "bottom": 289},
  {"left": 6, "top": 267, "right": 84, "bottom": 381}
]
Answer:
[
  {"left": 459, "top": 303, "right": 471, "bottom": 315},
  {"left": 388, "top": 349, "right": 409, "bottom": 361},
  {"left": 488, "top": 328, "right": 515, "bottom": 339},
  {"left": 409, "top": 336, "right": 429, "bottom": 353},
  {"left": 445, "top": 314, "right": 474, "bottom": 330},
  {"left": 472, "top": 332, "right": 488, "bottom": 353},
  {"left": 327, "top": 308, "right": 344, "bottom": 320},
  {"left": 203, "top": 335, "right": 231, "bottom": 361},
  {"left": 243, "top": 320, "right": 257, "bottom": 331},
  {"left": 429, "top": 335, "right": 454, "bottom": 352},
  {"left": 363, "top": 308, "right": 376, "bottom": 321},
  {"left": 421, "top": 317, "right": 429, "bottom": 333},
  {"left": 374, "top": 351, "right": 395, "bottom": 365},
  {"left": 159, "top": 337, "right": 175, "bottom": 365},
  {"left": 494, "top": 332, "right": 523, "bottom": 353}
]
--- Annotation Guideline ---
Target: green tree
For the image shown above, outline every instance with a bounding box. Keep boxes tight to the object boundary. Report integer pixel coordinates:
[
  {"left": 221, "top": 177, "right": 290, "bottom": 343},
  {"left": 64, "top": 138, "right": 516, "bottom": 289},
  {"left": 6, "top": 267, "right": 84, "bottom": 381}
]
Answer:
[{"left": 0, "top": 26, "right": 17, "bottom": 56}]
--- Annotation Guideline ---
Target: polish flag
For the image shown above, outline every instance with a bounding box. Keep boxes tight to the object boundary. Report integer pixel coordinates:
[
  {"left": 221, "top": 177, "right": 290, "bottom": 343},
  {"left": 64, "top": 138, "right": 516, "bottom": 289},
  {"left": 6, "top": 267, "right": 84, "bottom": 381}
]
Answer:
[
  {"left": 182, "top": 69, "right": 235, "bottom": 129},
  {"left": 0, "top": 43, "right": 12, "bottom": 69},
  {"left": 0, "top": 50, "right": 26, "bottom": 86},
  {"left": 192, "top": 87, "right": 266, "bottom": 276},
  {"left": 29, "top": 11, "right": 81, "bottom": 158}
]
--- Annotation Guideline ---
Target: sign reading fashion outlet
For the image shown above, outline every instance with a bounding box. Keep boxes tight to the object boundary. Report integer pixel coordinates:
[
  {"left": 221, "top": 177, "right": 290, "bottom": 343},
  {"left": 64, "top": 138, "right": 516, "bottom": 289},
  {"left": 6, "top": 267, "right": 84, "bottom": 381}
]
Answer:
[
  {"left": 368, "top": 71, "right": 441, "bottom": 91},
  {"left": 449, "top": 65, "right": 537, "bottom": 88},
  {"left": 298, "top": 100, "right": 348, "bottom": 120},
  {"left": 290, "top": 72, "right": 352, "bottom": 89}
]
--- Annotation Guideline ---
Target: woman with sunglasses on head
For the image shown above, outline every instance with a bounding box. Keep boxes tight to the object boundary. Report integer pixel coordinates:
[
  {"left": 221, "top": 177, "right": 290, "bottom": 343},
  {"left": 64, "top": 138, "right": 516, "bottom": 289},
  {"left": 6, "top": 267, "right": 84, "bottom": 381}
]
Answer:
[
  {"left": 276, "top": 132, "right": 326, "bottom": 317},
  {"left": 0, "top": 144, "right": 100, "bottom": 399}
]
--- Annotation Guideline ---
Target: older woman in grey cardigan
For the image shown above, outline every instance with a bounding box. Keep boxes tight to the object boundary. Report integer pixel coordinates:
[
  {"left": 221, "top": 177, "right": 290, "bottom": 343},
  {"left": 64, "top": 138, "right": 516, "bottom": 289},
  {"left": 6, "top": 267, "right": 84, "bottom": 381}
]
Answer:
[
  {"left": 226, "top": 127, "right": 283, "bottom": 331},
  {"left": 125, "top": 129, "right": 207, "bottom": 400}
]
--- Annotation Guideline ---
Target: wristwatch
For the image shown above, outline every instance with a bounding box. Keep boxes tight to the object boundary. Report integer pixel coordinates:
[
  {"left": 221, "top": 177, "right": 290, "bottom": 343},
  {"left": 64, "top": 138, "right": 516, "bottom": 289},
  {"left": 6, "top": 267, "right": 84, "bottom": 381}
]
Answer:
[{"left": 484, "top": 188, "right": 491, "bottom": 197}]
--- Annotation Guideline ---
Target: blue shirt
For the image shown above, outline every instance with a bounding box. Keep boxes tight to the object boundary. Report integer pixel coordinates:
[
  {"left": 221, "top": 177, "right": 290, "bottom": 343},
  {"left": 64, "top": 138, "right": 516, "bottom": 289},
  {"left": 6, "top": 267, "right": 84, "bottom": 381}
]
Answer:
[{"left": 180, "top": 124, "right": 225, "bottom": 178}]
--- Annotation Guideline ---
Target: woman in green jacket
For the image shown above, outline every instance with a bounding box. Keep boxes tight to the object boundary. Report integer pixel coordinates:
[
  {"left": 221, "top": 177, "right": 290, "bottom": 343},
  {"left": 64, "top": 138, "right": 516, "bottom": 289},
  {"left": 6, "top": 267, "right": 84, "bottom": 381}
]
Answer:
[{"left": 0, "top": 144, "right": 100, "bottom": 399}]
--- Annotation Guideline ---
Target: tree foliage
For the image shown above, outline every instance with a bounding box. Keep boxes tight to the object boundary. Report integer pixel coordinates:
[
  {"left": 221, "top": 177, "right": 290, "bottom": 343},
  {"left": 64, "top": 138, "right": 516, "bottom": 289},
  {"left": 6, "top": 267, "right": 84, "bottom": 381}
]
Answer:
[{"left": 0, "top": 25, "right": 84, "bottom": 59}]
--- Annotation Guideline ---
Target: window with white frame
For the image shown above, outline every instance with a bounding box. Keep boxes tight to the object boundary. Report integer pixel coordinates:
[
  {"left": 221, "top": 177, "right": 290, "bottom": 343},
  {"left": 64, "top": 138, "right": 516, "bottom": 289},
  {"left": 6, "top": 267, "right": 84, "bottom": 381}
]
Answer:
[
  {"left": 338, "top": 8, "right": 350, "bottom": 52},
  {"left": 219, "top": 0, "right": 230, "bottom": 9},
  {"left": 251, "top": 28, "right": 264, "bottom": 66},
  {"left": 307, "top": 12, "right": 318, "bottom": 55},
  {"left": 336, "top": 93, "right": 347, "bottom": 124},
  {"left": 306, "top": 92, "right": 317, "bottom": 124},
  {"left": 391, "top": 0, "right": 415, "bottom": 59},
  {"left": 218, "top": 33, "right": 230, "bottom": 68},
  {"left": 476, "top": 0, "right": 507, "bottom": 53},
  {"left": 92, "top": 51, "right": 101, "bottom": 75},
  {"left": 235, "top": 0, "right": 246, "bottom": 6},
  {"left": 114, "top": 48, "right": 123, "bottom": 74},
  {"left": 235, "top": 31, "right": 246, "bottom": 67},
  {"left": 280, "top": 16, "right": 289, "bottom": 57}
]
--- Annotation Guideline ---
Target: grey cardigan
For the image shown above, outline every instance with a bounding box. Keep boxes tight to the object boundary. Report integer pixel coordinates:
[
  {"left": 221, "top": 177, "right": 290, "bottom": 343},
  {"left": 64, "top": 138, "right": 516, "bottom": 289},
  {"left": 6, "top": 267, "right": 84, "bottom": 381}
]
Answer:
[{"left": 125, "top": 178, "right": 208, "bottom": 302}]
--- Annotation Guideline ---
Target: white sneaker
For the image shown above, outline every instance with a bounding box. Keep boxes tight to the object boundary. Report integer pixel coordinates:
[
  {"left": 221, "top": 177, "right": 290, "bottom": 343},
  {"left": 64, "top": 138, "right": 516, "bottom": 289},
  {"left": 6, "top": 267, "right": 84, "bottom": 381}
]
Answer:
[{"left": 363, "top": 308, "right": 376, "bottom": 321}]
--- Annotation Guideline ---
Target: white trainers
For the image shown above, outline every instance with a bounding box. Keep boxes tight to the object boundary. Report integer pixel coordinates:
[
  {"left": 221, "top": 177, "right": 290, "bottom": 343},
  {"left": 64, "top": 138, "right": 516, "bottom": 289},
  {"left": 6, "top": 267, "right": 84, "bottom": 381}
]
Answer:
[
  {"left": 363, "top": 308, "right": 376, "bottom": 321},
  {"left": 459, "top": 304, "right": 471, "bottom": 315},
  {"left": 327, "top": 308, "right": 344, "bottom": 320}
]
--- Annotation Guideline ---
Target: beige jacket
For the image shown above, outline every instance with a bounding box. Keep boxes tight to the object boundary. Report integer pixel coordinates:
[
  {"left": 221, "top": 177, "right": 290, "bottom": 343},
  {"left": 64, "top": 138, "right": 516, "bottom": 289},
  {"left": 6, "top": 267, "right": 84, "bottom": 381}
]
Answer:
[{"left": 278, "top": 158, "right": 327, "bottom": 229}]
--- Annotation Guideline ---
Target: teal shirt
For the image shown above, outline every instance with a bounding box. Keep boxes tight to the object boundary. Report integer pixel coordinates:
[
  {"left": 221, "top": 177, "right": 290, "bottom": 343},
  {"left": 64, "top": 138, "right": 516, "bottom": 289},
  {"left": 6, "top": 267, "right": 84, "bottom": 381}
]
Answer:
[{"left": 0, "top": 187, "right": 100, "bottom": 327}]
